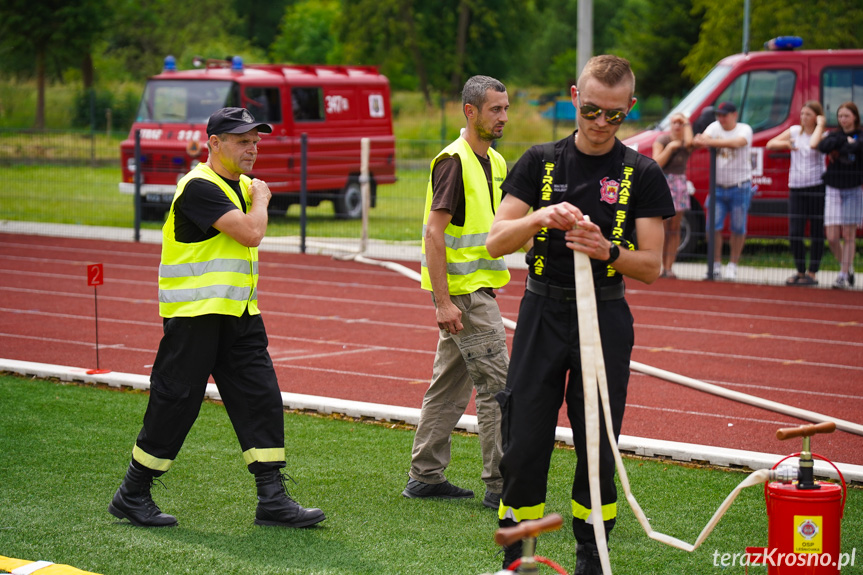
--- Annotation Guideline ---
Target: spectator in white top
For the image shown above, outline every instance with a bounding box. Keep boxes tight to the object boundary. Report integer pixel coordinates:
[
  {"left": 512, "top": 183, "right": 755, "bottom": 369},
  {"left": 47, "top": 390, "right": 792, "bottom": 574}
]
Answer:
[
  {"left": 766, "top": 101, "right": 826, "bottom": 286},
  {"left": 693, "top": 101, "right": 754, "bottom": 280}
]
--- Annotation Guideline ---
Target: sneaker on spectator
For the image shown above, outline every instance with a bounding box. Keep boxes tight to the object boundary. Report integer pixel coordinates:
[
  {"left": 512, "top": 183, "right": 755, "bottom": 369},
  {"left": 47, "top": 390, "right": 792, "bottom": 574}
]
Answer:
[
  {"left": 402, "top": 478, "right": 474, "bottom": 499},
  {"left": 833, "top": 276, "right": 849, "bottom": 290},
  {"left": 723, "top": 262, "right": 737, "bottom": 280},
  {"left": 706, "top": 267, "right": 721, "bottom": 280}
]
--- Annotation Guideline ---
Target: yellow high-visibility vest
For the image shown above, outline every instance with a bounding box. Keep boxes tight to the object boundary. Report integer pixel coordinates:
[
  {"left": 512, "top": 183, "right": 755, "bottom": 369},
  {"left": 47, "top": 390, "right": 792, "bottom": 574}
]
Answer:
[
  {"left": 158, "top": 163, "right": 259, "bottom": 318},
  {"left": 420, "top": 137, "right": 510, "bottom": 295}
]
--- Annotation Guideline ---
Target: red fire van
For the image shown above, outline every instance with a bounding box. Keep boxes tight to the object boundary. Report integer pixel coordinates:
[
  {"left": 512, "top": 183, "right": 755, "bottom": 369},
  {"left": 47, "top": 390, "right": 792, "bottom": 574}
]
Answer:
[
  {"left": 120, "top": 56, "right": 396, "bottom": 220},
  {"left": 623, "top": 40, "right": 863, "bottom": 255}
]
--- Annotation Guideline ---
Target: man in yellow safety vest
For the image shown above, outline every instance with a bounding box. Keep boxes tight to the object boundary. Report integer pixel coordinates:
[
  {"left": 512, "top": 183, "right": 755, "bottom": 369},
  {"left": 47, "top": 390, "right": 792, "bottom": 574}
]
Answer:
[
  {"left": 109, "top": 107, "right": 325, "bottom": 529},
  {"left": 403, "top": 76, "right": 511, "bottom": 509}
]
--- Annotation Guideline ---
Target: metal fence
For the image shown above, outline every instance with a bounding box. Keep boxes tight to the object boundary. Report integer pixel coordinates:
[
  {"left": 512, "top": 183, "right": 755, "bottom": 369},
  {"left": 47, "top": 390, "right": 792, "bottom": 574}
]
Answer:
[{"left": 0, "top": 128, "right": 856, "bottom": 287}]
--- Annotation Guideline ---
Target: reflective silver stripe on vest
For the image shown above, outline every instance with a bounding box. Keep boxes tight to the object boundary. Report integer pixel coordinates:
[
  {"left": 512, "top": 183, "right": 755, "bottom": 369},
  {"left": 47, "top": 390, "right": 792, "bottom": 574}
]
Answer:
[
  {"left": 159, "top": 284, "right": 253, "bottom": 304},
  {"left": 159, "top": 259, "right": 258, "bottom": 278},
  {"left": 422, "top": 225, "right": 489, "bottom": 250},
  {"left": 420, "top": 254, "right": 508, "bottom": 275}
]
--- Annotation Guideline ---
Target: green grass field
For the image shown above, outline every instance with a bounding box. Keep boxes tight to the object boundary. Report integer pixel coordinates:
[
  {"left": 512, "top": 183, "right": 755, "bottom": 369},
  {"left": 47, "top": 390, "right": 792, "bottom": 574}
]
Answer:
[{"left": 1, "top": 374, "right": 859, "bottom": 575}]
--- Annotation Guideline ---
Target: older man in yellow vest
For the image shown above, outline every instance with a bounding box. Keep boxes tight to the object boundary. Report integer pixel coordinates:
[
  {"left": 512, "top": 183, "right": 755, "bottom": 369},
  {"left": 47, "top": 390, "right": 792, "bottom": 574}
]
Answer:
[
  {"left": 403, "top": 76, "right": 511, "bottom": 509},
  {"left": 109, "top": 107, "right": 325, "bottom": 529}
]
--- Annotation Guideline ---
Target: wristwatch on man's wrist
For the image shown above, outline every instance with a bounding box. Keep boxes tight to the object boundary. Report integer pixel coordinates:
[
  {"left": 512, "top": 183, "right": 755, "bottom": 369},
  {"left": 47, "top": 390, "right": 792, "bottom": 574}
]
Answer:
[{"left": 603, "top": 242, "right": 620, "bottom": 264}]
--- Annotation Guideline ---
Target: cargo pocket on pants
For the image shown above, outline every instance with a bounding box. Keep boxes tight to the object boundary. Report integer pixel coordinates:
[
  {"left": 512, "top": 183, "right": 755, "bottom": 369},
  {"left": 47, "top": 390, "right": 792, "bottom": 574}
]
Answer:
[{"left": 459, "top": 329, "right": 508, "bottom": 395}]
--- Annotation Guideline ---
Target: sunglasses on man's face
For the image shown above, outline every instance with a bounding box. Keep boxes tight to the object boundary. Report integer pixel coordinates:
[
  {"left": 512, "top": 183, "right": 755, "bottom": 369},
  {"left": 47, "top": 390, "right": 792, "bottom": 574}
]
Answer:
[{"left": 577, "top": 95, "right": 628, "bottom": 125}]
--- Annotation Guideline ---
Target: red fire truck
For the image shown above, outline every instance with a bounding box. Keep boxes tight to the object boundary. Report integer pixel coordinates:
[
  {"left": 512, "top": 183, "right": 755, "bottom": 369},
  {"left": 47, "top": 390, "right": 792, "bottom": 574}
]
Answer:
[
  {"left": 623, "top": 39, "right": 863, "bottom": 255},
  {"left": 120, "top": 56, "right": 396, "bottom": 221}
]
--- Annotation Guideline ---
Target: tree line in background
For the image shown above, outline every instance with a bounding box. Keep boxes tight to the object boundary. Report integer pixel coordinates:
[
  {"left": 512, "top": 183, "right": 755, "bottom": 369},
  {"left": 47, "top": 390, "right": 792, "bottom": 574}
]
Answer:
[{"left": 1, "top": 0, "right": 861, "bottom": 130}]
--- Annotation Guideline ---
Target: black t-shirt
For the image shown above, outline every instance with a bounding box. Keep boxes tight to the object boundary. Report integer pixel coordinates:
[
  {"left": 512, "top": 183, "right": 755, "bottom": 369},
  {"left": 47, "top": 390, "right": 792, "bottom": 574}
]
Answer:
[
  {"left": 173, "top": 176, "right": 247, "bottom": 243},
  {"left": 501, "top": 131, "right": 674, "bottom": 286}
]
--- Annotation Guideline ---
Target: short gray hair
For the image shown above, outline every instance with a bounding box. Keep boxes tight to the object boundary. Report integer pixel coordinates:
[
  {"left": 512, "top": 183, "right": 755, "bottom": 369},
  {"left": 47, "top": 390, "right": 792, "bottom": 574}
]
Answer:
[{"left": 462, "top": 75, "right": 506, "bottom": 115}]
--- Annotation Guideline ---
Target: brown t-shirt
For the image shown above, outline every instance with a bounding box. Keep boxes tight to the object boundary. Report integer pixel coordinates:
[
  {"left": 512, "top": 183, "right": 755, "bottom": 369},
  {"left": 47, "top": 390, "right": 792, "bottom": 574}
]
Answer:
[
  {"left": 656, "top": 133, "right": 691, "bottom": 176},
  {"left": 429, "top": 152, "right": 493, "bottom": 227}
]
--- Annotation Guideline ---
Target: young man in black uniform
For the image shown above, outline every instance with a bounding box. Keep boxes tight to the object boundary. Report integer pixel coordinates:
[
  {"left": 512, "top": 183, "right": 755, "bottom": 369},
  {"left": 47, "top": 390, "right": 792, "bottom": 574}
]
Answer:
[
  {"left": 108, "top": 107, "right": 325, "bottom": 529},
  {"left": 486, "top": 56, "right": 674, "bottom": 574}
]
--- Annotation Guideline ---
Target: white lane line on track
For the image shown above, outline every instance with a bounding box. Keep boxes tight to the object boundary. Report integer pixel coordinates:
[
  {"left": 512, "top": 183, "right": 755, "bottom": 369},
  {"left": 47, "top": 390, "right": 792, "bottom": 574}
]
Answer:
[
  {"left": 271, "top": 346, "right": 383, "bottom": 362},
  {"left": 1, "top": 303, "right": 859, "bottom": 371},
  {"left": 628, "top": 287, "right": 863, "bottom": 311},
  {"left": 634, "top": 344, "right": 863, "bottom": 371},
  {"left": 630, "top": 371, "right": 862, "bottom": 401},
  {"left": 636, "top": 323, "right": 863, "bottom": 347},
  {"left": 5, "top": 264, "right": 861, "bottom": 314},
  {"left": 0, "top": 244, "right": 406, "bottom": 278},
  {"left": 630, "top": 303, "right": 863, "bottom": 327},
  {"left": 0, "top": 308, "right": 158, "bottom": 327},
  {"left": 0, "top": 332, "right": 148, "bottom": 352},
  {"left": 8, "top": 282, "right": 857, "bottom": 321},
  {"left": 625, "top": 403, "right": 795, "bottom": 426}
]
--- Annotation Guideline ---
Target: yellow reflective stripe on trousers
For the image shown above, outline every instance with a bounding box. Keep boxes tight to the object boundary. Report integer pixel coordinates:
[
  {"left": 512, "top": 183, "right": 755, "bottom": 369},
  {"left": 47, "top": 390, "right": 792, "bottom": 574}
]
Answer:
[
  {"left": 242, "top": 447, "right": 285, "bottom": 466},
  {"left": 572, "top": 499, "right": 618, "bottom": 522},
  {"left": 498, "top": 501, "right": 545, "bottom": 522},
  {"left": 132, "top": 444, "right": 173, "bottom": 472}
]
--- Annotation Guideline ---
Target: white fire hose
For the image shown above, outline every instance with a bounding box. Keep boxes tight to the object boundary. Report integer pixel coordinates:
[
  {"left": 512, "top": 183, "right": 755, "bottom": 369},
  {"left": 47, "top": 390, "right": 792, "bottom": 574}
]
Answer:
[{"left": 572, "top": 236, "right": 773, "bottom": 572}]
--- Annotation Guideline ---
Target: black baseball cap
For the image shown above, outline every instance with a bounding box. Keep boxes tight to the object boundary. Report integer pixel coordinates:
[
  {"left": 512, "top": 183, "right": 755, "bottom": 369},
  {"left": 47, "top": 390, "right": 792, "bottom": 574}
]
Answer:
[
  {"left": 715, "top": 101, "right": 737, "bottom": 115},
  {"left": 206, "top": 107, "right": 273, "bottom": 137}
]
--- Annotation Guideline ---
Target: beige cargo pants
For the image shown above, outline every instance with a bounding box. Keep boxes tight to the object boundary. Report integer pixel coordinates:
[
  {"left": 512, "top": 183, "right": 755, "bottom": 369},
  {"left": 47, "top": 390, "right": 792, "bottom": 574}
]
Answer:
[{"left": 408, "top": 289, "right": 509, "bottom": 492}]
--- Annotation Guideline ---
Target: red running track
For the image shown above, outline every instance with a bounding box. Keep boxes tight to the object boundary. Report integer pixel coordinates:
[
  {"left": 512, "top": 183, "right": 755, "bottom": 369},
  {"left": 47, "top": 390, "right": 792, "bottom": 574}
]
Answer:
[{"left": 1, "top": 233, "right": 861, "bottom": 465}]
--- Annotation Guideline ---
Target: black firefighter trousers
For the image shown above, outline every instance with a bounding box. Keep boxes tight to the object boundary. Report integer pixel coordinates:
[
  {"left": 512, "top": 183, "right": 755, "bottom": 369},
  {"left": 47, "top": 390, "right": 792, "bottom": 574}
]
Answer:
[
  {"left": 498, "top": 290, "right": 634, "bottom": 543},
  {"left": 132, "top": 310, "right": 286, "bottom": 476}
]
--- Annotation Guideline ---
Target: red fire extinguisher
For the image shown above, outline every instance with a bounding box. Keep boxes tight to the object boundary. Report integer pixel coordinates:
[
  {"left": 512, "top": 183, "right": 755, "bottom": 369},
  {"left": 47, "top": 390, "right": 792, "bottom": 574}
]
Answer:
[{"left": 752, "top": 422, "right": 847, "bottom": 574}]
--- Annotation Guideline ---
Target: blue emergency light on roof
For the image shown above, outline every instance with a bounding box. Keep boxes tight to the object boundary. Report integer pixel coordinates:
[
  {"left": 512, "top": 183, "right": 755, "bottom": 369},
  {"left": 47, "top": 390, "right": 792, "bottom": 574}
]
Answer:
[
  {"left": 163, "top": 55, "right": 176, "bottom": 72},
  {"left": 231, "top": 56, "right": 244, "bottom": 71},
  {"left": 764, "top": 36, "right": 803, "bottom": 51}
]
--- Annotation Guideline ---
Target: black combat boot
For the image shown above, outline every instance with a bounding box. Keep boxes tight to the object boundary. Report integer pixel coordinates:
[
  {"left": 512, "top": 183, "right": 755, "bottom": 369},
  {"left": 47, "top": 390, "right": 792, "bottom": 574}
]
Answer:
[
  {"left": 108, "top": 463, "right": 177, "bottom": 527},
  {"left": 499, "top": 517, "right": 523, "bottom": 571},
  {"left": 574, "top": 541, "right": 604, "bottom": 575},
  {"left": 254, "top": 470, "right": 326, "bottom": 528}
]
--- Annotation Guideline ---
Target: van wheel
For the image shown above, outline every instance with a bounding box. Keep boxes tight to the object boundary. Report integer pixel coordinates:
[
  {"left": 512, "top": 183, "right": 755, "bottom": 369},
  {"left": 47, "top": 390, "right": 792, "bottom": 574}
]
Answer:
[
  {"left": 334, "top": 179, "right": 363, "bottom": 219},
  {"left": 677, "top": 205, "right": 705, "bottom": 259},
  {"left": 141, "top": 205, "right": 168, "bottom": 222},
  {"left": 268, "top": 194, "right": 293, "bottom": 216}
]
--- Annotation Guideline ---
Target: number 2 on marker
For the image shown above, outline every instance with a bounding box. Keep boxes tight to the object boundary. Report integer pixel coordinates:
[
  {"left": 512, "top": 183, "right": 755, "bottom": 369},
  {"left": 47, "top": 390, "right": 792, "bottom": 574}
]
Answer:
[{"left": 87, "top": 263, "right": 104, "bottom": 286}]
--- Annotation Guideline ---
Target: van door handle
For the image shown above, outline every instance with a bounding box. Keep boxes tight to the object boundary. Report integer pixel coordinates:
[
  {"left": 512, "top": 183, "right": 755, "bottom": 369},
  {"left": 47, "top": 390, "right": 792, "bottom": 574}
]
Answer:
[{"left": 767, "top": 151, "right": 789, "bottom": 160}]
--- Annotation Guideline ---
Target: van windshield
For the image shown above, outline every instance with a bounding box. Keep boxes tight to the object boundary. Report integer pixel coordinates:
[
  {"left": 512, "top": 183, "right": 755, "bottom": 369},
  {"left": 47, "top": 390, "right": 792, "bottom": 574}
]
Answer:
[
  {"left": 136, "top": 80, "right": 237, "bottom": 123},
  {"left": 657, "top": 65, "right": 732, "bottom": 130}
]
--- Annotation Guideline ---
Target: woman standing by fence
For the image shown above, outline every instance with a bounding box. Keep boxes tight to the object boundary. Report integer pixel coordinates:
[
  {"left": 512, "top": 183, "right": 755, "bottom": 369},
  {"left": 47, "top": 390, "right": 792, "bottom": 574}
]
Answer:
[
  {"left": 767, "top": 101, "right": 826, "bottom": 286},
  {"left": 653, "top": 112, "right": 693, "bottom": 278},
  {"left": 812, "top": 101, "right": 863, "bottom": 289}
]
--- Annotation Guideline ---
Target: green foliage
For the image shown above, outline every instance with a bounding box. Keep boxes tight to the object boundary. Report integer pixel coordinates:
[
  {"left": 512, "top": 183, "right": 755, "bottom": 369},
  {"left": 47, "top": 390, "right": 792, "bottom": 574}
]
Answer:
[
  {"left": 683, "top": 0, "right": 863, "bottom": 82},
  {"left": 615, "top": 0, "right": 702, "bottom": 101},
  {"left": 232, "top": 0, "right": 293, "bottom": 52},
  {"left": 270, "top": 0, "right": 343, "bottom": 64},
  {"left": 100, "top": 0, "right": 265, "bottom": 81},
  {"left": 72, "top": 86, "right": 141, "bottom": 132},
  {"left": 0, "top": 0, "right": 108, "bottom": 79}
]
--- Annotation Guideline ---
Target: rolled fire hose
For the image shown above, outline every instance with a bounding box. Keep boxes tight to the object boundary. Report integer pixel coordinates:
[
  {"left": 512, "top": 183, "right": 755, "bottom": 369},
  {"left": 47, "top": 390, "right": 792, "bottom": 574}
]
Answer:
[{"left": 572, "top": 231, "right": 772, "bottom": 573}]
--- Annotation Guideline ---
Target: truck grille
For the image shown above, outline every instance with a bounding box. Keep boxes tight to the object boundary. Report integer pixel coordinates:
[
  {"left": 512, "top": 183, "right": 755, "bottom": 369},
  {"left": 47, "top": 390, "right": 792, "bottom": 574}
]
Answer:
[{"left": 142, "top": 154, "right": 187, "bottom": 173}]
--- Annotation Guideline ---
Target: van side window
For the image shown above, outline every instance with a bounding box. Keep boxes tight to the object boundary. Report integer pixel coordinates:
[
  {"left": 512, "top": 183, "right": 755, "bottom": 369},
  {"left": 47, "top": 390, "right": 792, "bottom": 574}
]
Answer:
[
  {"left": 822, "top": 67, "right": 863, "bottom": 126},
  {"left": 715, "top": 70, "right": 796, "bottom": 133},
  {"left": 292, "top": 87, "right": 324, "bottom": 121},
  {"left": 244, "top": 87, "right": 282, "bottom": 123}
]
